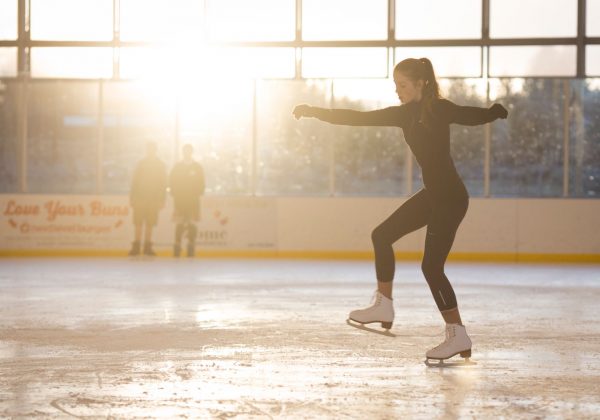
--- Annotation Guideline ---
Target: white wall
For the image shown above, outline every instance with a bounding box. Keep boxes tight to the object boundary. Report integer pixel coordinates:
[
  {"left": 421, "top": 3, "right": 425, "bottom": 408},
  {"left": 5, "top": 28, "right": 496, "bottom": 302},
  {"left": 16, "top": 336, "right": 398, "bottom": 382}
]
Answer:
[
  {"left": 1, "top": 195, "right": 599, "bottom": 260},
  {"left": 276, "top": 197, "right": 600, "bottom": 259}
]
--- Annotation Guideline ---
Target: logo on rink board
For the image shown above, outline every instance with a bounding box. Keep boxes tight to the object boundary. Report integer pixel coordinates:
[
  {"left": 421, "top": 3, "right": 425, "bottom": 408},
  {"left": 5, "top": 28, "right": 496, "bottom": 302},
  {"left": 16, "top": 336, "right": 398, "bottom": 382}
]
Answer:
[
  {"left": 0, "top": 195, "right": 278, "bottom": 251},
  {"left": 1, "top": 196, "right": 129, "bottom": 249}
]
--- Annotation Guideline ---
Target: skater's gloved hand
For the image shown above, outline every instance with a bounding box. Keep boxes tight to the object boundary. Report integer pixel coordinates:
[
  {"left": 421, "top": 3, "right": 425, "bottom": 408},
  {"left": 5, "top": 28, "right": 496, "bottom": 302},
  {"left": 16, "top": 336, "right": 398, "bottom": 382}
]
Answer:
[
  {"left": 293, "top": 104, "right": 313, "bottom": 120},
  {"left": 489, "top": 103, "right": 508, "bottom": 120}
]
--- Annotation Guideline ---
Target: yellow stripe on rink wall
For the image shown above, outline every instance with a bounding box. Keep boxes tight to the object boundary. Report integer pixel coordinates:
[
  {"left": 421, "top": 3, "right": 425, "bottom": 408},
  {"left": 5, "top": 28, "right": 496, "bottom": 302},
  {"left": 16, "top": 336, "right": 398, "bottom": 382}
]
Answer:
[{"left": 0, "top": 249, "right": 599, "bottom": 263}]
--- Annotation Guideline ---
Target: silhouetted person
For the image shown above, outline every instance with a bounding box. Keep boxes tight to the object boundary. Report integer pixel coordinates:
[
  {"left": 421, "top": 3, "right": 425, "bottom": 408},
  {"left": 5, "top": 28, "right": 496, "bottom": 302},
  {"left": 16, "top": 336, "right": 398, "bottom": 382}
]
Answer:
[
  {"left": 128, "top": 141, "right": 167, "bottom": 256},
  {"left": 170, "top": 144, "right": 205, "bottom": 257},
  {"left": 293, "top": 57, "right": 508, "bottom": 364}
]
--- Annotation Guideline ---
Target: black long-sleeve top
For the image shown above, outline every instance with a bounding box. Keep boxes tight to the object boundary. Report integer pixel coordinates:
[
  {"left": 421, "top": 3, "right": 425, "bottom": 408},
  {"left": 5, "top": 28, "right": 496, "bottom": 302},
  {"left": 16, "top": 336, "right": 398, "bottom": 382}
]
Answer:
[{"left": 310, "top": 98, "right": 498, "bottom": 201}]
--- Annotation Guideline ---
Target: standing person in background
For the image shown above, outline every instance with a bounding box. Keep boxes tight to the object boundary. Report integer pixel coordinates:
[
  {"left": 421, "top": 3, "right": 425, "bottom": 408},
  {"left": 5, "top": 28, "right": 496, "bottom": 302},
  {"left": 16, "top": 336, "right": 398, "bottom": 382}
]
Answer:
[
  {"left": 170, "top": 143, "right": 205, "bottom": 258},
  {"left": 128, "top": 141, "right": 167, "bottom": 257}
]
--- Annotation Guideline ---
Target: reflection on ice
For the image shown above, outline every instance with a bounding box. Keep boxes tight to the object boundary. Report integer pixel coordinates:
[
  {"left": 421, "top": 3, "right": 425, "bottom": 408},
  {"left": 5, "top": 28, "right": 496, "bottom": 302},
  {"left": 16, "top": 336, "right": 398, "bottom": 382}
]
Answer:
[{"left": 1, "top": 259, "right": 599, "bottom": 418}]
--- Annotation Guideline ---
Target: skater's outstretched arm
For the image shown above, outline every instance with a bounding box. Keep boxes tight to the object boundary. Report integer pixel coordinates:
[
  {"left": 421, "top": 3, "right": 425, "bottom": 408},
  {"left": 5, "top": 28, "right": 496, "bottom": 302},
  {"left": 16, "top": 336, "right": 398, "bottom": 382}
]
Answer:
[
  {"left": 293, "top": 104, "right": 408, "bottom": 127},
  {"left": 438, "top": 99, "right": 508, "bottom": 126}
]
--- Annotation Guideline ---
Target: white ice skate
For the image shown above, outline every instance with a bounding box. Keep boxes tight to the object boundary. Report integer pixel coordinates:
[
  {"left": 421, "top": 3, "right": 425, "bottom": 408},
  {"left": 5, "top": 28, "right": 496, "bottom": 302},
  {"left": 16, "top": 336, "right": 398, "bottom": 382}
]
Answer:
[
  {"left": 425, "top": 323, "right": 474, "bottom": 367},
  {"left": 346, "top": 291, "right": 394, "bottom": 335}
]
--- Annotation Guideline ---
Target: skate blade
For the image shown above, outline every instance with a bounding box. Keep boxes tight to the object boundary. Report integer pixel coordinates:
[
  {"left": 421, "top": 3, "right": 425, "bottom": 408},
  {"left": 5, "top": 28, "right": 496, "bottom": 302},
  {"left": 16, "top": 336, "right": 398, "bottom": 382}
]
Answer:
[
  {"left": 346, "top": 319, "right": 396, "bottom": 337},
  {"left": 424, "top": 358, "right": 477, "bottom": 368}
]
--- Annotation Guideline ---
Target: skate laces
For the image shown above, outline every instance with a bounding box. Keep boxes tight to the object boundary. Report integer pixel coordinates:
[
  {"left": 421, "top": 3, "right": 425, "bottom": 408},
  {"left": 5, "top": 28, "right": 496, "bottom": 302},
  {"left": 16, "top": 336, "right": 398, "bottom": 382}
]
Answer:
[
  {"left": 358, "top": 291, "right": 381, "bottom": 312},
  {"left": 369, "top": 291, "right": 381, "bottom": 305},
  {"left": 432, "top": 326, "right": 454, "bottom": 351}
]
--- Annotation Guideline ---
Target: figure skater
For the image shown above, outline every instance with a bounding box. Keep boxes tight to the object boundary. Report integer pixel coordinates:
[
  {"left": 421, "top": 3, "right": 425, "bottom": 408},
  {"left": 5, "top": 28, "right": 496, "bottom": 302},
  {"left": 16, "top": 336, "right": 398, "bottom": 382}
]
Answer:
[{"left": 292, "top": 57, "right": 508, "bottom": 363}]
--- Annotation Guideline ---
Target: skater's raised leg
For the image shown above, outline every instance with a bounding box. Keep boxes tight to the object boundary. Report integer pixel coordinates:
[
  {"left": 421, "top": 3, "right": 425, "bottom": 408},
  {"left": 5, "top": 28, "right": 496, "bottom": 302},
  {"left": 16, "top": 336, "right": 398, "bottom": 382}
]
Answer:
[
  {"left": 372, "top": 189, "right": 431, "bottom": 290},
  {"left": 348, "top": 190, "right": 431, "bottom": 329}
]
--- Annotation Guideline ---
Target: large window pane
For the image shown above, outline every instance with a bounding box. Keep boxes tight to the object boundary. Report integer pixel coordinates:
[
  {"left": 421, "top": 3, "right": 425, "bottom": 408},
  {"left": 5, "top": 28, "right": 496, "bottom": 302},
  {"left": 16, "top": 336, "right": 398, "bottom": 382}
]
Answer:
[
  {"left": 302, "top": 48, "right": 388, "bottom": 78},
  {"left": 588, "top": 0, "right": 600, "bottom": 36},
  {"left": 0, "top": 81, "right": 18, "bottom": 192},
  {"left": 121, "top": 47, "right": 295, "bottom": 80},
  {"left": 0, "top": 48, "right": 18, "bottom": 77},
  {"left": 202, "top": 48, "right": 295, "bottom": 79},
  {"left": 27, "top": 82, "right": 98, "bottom": 193},
  {"left": 31, "top": 48, "right": 113, "bottom": 79},
  {"left": 569, "top": 80, "right": 600, "bottom": 197},
  {"left": 332, "top": 79, "right": 408, "bottom": 196},
  {"left": 395, "top": 0, "right": 481, "bottom": 40},
  {"left": 207, "top": 0, "right": 294, "bottom": 41},
  {"left": 587, "top": 46, "right": 600, "bottom": 77},
  {"left": 257, "top": 80, "right": 332, "bottom": 195},
  {"left": 490, "top": 0, "right": 577, "bottom": 38},
  {"left": 303, "top": 0, "right": 387, "bottom": 41},
  {"left": 178, "top": 80, "right": 253, "bottom": 195},
  {"left": 0, "top": 0, "right": 18, "bottom": 40},
  {"left": 30, "top": 0, "right": 113, "bottom": 41},
  {"left": 489, "top": 46, "right": 576, "bottom": 77},
  {"left": 489, "top": 79, "right": 565, "bottom": 197},
  {"left": 395, "top": 47, "right": 481, "bottom": 78},
  {"left": 120, "top": 0, "right": 203, "bottom": 42},
  {"left": 102, "top": 82, "right": 175, "bottom": 194}
]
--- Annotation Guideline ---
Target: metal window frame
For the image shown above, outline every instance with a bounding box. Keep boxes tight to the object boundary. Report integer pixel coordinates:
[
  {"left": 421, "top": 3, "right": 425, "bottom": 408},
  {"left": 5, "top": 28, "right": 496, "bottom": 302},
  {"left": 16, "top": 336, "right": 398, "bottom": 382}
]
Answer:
[{"left": 0, "top": 0, "right": 598, "bottom": 196}]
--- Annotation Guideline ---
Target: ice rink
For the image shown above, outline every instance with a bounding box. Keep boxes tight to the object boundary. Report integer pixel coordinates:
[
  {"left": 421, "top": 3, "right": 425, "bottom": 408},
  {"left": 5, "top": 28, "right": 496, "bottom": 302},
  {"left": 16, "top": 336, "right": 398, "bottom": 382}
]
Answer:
[{"left": 1, "top": 258, "right": 599, "bottom": 418}]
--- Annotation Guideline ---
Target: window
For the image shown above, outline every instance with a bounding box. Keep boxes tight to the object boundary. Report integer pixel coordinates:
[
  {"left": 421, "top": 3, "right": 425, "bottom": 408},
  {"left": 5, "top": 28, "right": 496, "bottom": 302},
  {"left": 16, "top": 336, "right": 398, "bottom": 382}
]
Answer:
[
  {"left": 256, "top": 80, "right": 332, "bottom": 195},
  {"left": 0, "top": 48, "right": 18, "bottom": 77},
  {"left": 27, "top": 82, "right": 99, "bottom": 193},
  {"left": 489, "top": 46, "right": 576, "bottom": 77},
  {"left": 303, "top": 0, "right": 387, "bottom": 41},
  {"left": 490, "top": 0, "right": 577, "bottom": 38},
  {"left": 395, "top": 47, "right": 482, "bottom": 78},
  {"left": 569, "top": 80, "right": 600, "bottom": 197},
  {"left": 395, "top": 0, "right": 481, "bottom": 40},
  {"left": 30, "top": 0, "right": 113, "bottom": 41},
  {"left": 0, "top": 80, "right": 18, "bottom": 192},
  {"left": 587, "top": 46, "right": 600, "bottom": 77},
  {"left": 120, "top": 0, "right": 203, "bottom": 42},
  {"left": 31, "top": 48, "right": 113, "bottom": 79},
  {"left": 588, "top": 0, "right": 600, "bottom": 36},
  {"left": 302, "top": 48, "right": 388, "bottom": 78},
  {"left": 0, "top": 0, "right": 18, "bottom": 40},
  {"left": 202, "top": 48, "right": 296, "bottom": 79},
  {"left": 207, "top": 0, "right": 294, "bottom": 41},
  {"left": 490, "top": 79, "right": 565, "bottom": 197}
]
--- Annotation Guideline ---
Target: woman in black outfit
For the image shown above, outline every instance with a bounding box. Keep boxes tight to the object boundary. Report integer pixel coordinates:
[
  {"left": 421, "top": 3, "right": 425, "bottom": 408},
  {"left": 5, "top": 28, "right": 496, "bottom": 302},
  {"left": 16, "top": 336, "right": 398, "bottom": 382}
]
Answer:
[{"left": 293, "top": 58, "right": 507, "bottom": 363}]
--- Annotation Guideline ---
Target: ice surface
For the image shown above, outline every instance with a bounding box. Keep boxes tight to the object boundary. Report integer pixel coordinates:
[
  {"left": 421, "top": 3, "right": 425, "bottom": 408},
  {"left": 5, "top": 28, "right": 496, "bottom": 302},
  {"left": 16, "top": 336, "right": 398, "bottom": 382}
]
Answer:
[{"left": 1, "top": 259, "right": 599, "bottom": 418}]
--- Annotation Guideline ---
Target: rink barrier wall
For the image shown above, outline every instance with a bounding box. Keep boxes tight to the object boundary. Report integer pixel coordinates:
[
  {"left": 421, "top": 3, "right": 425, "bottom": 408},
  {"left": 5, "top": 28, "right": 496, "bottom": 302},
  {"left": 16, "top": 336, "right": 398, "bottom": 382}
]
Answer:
[
  {"left": 1, "top": 195, "right": 599, "bottom": 263},
  {"left": 1, "top": 249, "right": 599, "bottom": 263}
]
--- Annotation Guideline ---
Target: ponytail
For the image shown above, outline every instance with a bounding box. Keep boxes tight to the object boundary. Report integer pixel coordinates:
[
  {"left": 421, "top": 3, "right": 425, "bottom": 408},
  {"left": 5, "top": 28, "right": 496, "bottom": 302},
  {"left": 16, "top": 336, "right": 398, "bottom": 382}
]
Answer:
[{"left": 394, "top": 57, "right": 441, "bottom": 124}]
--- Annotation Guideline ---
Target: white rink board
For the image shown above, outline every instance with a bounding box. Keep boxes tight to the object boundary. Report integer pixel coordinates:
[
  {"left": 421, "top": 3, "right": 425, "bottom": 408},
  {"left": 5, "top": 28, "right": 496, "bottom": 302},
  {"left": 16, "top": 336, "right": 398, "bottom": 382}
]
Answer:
[
  {"left": 1, "top": 194, "right": 599, "bottom": 256},
  {"left": 0, "top": 195, "right": 277, "bottom": 251}
]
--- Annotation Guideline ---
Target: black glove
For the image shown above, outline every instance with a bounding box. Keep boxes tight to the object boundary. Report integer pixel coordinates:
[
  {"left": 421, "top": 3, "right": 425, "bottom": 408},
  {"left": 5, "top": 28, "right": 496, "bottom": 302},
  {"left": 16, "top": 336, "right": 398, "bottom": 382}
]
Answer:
[{"left": 489, "top": 103, "right": 508, "bottom": 120}]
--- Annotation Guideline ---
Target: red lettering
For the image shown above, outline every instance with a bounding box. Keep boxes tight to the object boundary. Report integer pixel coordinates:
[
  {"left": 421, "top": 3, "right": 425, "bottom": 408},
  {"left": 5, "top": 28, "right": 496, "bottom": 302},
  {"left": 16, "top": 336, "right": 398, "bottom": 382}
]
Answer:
[
  {"left": 90, "top": 200, "right": 129, "bottom": 217},
  {"left": 3, "top": 200, "right": 40, "bottom": 216}
]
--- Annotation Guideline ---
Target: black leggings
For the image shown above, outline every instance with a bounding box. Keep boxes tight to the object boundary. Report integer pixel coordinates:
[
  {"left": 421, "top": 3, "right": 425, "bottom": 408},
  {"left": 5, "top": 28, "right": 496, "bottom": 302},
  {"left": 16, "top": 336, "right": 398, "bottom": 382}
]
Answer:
[{"left": 371, "top": 188, "right": 468, "bottom": 312}]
